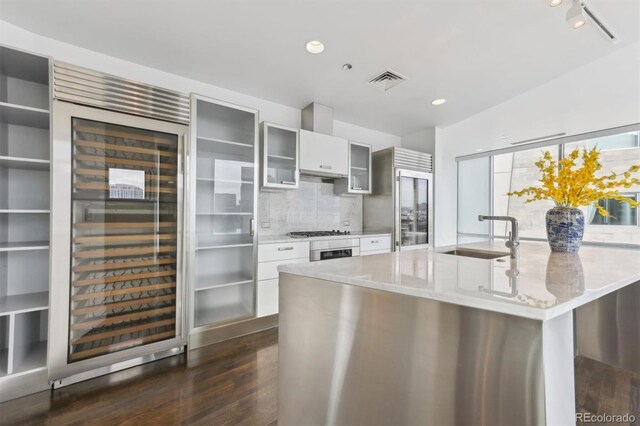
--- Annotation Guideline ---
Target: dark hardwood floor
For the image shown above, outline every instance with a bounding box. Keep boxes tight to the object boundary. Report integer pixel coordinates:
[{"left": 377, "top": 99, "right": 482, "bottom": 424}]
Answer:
[
  {"left": 575, "top": 356, "right": 640, "bottom": 426},
  {"left": 0, "top": 328, "right": 278, "bottom": 426},
  {"left": 1, "top": 326, "right": 638, "bottom": 426}
]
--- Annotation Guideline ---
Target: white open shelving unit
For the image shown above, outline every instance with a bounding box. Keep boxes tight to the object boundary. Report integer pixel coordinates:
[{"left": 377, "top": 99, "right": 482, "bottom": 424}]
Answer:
[
  {"left": 0, "top": 45, "right": 51, "bottom": 398},
  {"left": 190, "top": 96, "right": 258, "bottom": 330}
]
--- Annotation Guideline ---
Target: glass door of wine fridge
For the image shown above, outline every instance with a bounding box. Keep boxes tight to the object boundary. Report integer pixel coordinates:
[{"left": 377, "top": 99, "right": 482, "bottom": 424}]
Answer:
[{"left": 49, "top": 100, "right": 188, "bottom": 382}]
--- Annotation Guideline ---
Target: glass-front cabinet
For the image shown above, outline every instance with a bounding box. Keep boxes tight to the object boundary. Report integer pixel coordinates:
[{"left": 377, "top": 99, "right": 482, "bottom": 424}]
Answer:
[
  {"left": 260, "top": 122, "right": 299, "bottom": 190},
  {"left": 334, "top": 141, "right": 372, "bottom": 195},
  {"left": 189, "top": 95, "right": 258, "bottom": 336}
]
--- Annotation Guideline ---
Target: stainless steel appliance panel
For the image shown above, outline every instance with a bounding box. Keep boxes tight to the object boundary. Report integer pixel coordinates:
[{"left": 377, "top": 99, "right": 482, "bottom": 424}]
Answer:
[
  {"left": 278, "top": 274, "right": 545, "bottom": 425},
  {"left": 575, "top": 280, "right": 640, "bottom": 374}
]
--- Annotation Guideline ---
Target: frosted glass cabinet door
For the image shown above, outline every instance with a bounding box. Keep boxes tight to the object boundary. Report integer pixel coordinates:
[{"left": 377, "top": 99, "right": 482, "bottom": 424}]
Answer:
[
  {"left": 349, "top": 142, "right": 371, "bottom": 194},
  {"left": 457, "top": 157, "right": 490, "bottom": 236},
  {"left": 261, "top": 122, "right": 299, "bottom": 190},
  {"left": 191, "top": 96, "right": 258, "bottom": 330}
]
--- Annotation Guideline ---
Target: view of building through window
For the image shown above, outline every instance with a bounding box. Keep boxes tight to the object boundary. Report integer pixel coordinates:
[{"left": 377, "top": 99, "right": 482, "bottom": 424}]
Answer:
[{"left": 459, "top": 130, "right": 640, "bottom": 246}]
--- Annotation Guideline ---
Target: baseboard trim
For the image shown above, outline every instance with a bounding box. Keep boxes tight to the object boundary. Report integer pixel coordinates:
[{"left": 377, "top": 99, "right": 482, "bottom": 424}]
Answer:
[{"left": 189, "top": 314, "right": 278, "bottom": 350}]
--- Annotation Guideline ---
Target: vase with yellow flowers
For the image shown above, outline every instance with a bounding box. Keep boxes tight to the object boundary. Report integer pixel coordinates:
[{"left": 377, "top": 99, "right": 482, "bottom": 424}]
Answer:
[{"left": 508, "top": 147, "right": 640, "bottom": 253}]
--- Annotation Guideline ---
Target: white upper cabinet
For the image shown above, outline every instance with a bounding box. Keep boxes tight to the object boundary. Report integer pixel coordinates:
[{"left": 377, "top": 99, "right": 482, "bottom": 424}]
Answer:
[
  {"left": 299, "top": 129, "right": 348, "bottom": 177},
  {"left": 260, "top": 122, "right": 299, "bottom": 190}
]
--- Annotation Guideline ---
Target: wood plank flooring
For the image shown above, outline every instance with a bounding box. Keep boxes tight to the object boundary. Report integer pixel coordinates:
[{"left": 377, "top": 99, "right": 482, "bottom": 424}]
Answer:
[
  {"left": 575, "top": 356, "right": 640, "bottom": 426},
  {"left": 1, "top": 327, "right": 638, "bottom": 426},
  {"left": 0, "top": 328, "right": 278, "bottom": 426}
]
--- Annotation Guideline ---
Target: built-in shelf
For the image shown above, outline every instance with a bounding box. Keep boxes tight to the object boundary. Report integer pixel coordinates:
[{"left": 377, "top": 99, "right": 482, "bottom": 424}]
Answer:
[
  {"left": 196, "top": 272, "right": 254, "bottom": 291},
  {"left": 12, "top": 341, "right": 47, "bottom": 375},
  {"left": 0, "top": 292, "right": 48, "bottom": 316},
  {"left": 0, "top": 241, "right": 49, "bottom": 252},
  {"left": 0, "top": 102, "right": 49, "bottom": 129},
  {"left": 0, "top": 348, "right": 8, "bottom": 377},
  {"left": 197, "top": 136, "right": 252, "bottom": 148},
  {"left": 197, "top": 235, "right": 253, "bottom": 250},
  {"left": 194, "top": 303, "right": 253, "bottom": 329},
  {"left": 268, "top": 154, "right": 295, "bottom": 161},
  {"left": 196, "top": 212, "right": 252, "bottom": 216},
  {"left": 0, "top": 156, "right": 50, "bottom": 171},
  {"left": 0, "top": 210, "right": 50, "bottom": 214},
  {"left": 196, "top": 177, "right": 254, "bottom": 184}
]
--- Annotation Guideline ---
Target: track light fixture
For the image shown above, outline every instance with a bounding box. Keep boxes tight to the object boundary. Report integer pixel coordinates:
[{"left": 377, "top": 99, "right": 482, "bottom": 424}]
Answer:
[
  {"left": 546, "top": 0, "right": 563, "bottom": 7},
  {"left": 566, "top": 0, "right": 587, "bottom": 29}
]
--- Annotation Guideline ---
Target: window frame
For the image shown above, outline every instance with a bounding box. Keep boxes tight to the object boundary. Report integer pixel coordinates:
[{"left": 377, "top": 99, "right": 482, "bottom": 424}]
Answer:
[
  {"left": 589, "top": 193, "right": 639, "bottom": 227},
  {"left": 456, "top": 123, "right": 640, "bottom": 249}
]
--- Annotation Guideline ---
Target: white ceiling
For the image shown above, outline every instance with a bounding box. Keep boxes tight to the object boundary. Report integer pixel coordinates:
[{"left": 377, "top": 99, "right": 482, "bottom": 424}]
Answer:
[{"left": 1, "top": 0, "right": 638, "bottom": 135}]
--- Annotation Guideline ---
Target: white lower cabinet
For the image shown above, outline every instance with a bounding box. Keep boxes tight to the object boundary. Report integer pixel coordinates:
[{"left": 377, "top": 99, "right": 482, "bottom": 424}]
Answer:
[
  {"left": 360, "top": 235, "right": 392, "bottom": 256},
  {"left": 256, "top": 279, "right": 279, "bottom": 318},
  {"left": 257, "top": 241, "right": 309, "bottom": 317}
]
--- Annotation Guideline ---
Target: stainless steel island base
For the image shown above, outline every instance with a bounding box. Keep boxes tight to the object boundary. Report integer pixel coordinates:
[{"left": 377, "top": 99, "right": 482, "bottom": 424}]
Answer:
[{"left": 278, "top": 273, "right": 582, "bottom": 426}]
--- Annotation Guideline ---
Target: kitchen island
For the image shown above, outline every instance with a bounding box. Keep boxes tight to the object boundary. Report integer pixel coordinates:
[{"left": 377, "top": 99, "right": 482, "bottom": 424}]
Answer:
[{"left": 277, "top": 242, "right": 640, "bottom": 426}]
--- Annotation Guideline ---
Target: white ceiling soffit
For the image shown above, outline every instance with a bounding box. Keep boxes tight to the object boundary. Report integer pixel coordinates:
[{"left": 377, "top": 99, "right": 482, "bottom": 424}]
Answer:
[{"left": 0, "top": 0, "right": 638, "bottom": 136}]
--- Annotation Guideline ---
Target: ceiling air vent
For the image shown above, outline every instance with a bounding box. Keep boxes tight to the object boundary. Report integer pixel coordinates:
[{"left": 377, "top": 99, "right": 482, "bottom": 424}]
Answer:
[{"left": 367, "top": 69, "right": 407, "bottom": 91}]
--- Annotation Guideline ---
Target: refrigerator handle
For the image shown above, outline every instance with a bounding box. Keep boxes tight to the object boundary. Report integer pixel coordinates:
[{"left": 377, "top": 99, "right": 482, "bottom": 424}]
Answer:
[{"left": 250, "top": 219, "right": 256, "bottom": 236}]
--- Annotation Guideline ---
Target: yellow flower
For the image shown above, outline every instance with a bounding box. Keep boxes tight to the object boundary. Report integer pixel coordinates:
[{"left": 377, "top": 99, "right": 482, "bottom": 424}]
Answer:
[{"left": 508, "top": 147, "right": 640, "bottom": 215}]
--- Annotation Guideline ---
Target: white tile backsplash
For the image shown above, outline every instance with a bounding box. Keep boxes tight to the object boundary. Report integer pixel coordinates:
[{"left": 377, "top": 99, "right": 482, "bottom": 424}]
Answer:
[{"left": 258, "top": 177, "right": 362, "bottom": 235}]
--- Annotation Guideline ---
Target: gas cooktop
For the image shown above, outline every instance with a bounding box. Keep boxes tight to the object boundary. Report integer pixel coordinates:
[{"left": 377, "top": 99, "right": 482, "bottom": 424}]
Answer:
[{"left": 289, "top": 230, "right": 352, "bottom": 238}]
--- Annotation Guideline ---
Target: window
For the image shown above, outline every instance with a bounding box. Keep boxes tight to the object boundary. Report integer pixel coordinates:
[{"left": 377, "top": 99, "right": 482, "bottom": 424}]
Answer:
[
  {"left": 589, "top": 194, "right": 638, "bottom": 226},
  {"left": 584, "top": 132, "right": 639, "bottom": 151},
  {"left": 457, "top": 125, "right": 640, "bottom": 247}
]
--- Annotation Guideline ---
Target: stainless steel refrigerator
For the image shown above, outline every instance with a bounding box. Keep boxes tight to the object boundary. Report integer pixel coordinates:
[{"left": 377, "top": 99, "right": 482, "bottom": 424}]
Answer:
[{"left": 363, "top": 147, "right": 433, "bottom": 251}]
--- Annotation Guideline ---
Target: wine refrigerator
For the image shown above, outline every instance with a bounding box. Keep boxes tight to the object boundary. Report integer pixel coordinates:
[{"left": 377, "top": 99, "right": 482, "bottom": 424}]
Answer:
[{"left": 48, "top": 62, "right": 189, "bottom": 384}]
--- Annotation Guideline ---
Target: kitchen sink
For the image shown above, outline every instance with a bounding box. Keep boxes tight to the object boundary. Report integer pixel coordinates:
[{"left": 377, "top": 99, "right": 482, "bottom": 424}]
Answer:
[{"left": 440, "top": 249, "right": 510, "bottom": 260}]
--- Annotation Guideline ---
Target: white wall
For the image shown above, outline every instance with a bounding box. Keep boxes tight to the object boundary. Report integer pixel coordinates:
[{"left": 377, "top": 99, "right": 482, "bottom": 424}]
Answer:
[
  {"left": 0, "top": 20, "right": 400, "bottom": 148},
  {"left": 400, "top": 127, "right": 436, "bottom": 154},
  {"left": 435, "top": 41, "right": 640, "bottom": 246}
]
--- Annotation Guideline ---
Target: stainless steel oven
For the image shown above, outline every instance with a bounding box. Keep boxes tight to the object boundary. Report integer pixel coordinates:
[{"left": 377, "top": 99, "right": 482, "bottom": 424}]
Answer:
[{"left": 309, "top": 238, "right": 360, "bottom": 262}]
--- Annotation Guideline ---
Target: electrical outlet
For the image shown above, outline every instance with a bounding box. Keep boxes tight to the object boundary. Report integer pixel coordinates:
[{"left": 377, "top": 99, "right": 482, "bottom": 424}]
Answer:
[
  {"left": 343, "top": 220, "right": 350, "bottom": 227},
  {"left": 261, "top": 222, "right": 271, "bottom": 229}
]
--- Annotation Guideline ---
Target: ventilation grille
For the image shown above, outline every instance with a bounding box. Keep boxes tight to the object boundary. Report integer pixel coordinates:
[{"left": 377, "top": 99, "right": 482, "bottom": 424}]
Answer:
[
  {"left": 53, "top": 62, "right": 190, "bottom": 124},
  {"left": 394, "top": 148, "right": 433, "bottom": 172},
  {"left": 367, "top": 69, "right": 407, "bottom": 91}
]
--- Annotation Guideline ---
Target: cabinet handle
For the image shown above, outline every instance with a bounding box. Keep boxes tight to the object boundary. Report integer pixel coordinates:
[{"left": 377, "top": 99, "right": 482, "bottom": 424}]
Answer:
[
  {"left": 372, "top": 240, "right": 379, "bottom": 244},
  {"left": 278, "top": 246, "right": 294, "bottom": 251},
  {"left": 319, "top": 165, "right": 332, "bottom": 170},
  {"left": 280, "top": 180, "right": 296, "bottom": 185},
  {"left": 352, "top": 186, "right": 363, "bottom": 190},
  {"left": 250, "top": 219, "right": 255, "bottom": 237}
]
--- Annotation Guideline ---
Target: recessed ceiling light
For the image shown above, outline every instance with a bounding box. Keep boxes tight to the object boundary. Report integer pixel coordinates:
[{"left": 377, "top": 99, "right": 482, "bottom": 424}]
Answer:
[
  {"left": 431, "top": 98, "right": 446, "bottom": 106},
  {"left": 305, "top": 40, "right": 325, "bottom": 54},
  {"left": 547, "top": 0, "right": 563, "bottom": 7},
  {"left": 566, "top": 0, "right": 587, "bottom": 29}
]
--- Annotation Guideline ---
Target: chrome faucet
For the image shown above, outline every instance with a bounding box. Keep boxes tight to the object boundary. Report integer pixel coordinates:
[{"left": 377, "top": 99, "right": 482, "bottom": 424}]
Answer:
[{"left": 478, "top": 215, "right": 520, "bottom": 259}]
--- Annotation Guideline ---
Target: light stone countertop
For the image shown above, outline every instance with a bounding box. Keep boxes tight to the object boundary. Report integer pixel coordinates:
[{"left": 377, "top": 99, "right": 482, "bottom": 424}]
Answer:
[
  {"left": 278, "top": 241, "right": 640, "bottom": 320},
  {"left": 258, "top": 231, "right": 392, "bottom": 244}
]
